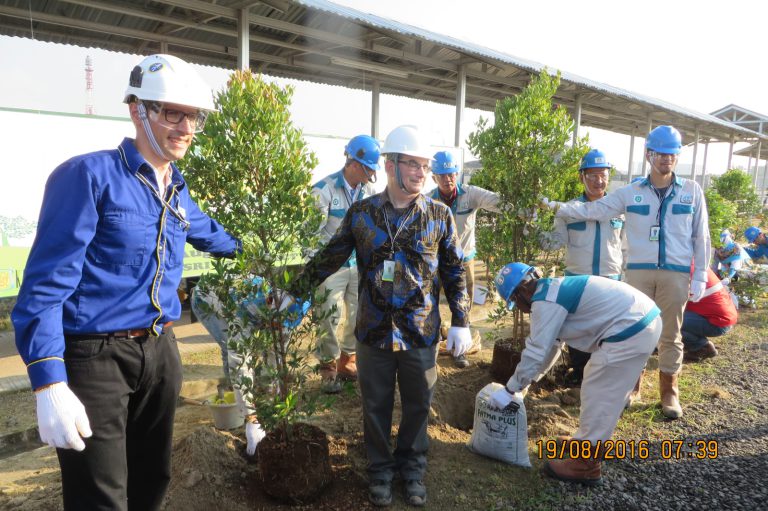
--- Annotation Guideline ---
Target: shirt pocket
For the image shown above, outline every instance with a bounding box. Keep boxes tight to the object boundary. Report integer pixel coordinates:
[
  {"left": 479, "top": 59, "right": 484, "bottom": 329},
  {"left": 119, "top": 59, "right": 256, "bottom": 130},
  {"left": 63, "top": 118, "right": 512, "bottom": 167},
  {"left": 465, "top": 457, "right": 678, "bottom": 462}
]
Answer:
[
  {"left": 94, "top": 211, "right": 150, "bottom": 266},
  {"left": 566, "top": 221, "right": 590, "bottom": 248},
  {"left": 667, "top": 204, "right": 694, "bottom": 235}
]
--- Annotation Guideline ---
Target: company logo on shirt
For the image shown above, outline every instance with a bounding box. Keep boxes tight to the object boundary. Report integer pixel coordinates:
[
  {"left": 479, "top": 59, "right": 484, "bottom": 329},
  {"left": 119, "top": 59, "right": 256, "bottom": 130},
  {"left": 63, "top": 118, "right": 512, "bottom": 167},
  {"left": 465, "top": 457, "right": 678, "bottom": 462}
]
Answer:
[
  {"left": 633, "top": 195, "right": 643, "bottom": 203},
  {"left": 332, "top": 198, "right": 339, "bottom": 206},
  {"left": 679, "top": 194, "right": 693, "bottom": 204}
]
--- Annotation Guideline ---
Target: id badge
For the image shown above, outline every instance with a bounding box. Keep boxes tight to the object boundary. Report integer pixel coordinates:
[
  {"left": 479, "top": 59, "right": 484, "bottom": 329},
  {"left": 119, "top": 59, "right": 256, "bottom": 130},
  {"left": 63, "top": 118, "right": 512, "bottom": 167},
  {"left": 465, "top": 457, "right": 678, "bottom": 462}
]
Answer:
[
  {"left": 382, "top": 260, "right": 395, "bottom": 282},
  {"left": 649, "top": 225, "right": 660, "bottom": 241}
]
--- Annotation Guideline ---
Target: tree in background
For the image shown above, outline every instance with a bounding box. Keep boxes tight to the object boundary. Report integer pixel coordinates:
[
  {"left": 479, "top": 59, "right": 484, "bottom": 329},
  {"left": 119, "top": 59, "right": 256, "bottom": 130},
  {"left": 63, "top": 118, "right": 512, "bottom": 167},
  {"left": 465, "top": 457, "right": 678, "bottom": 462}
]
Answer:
[
  {"left": 182, "top": 70, "right": 326, "bottom": 433},
  {"left": 704, "top": 188, "right": 738, "bottom": 247},
  {"left": 710, "top": 169, "right": 761, "bottom": 237},
  {"left": 467, "top": 70, "right": 587, "bottom": 340}
]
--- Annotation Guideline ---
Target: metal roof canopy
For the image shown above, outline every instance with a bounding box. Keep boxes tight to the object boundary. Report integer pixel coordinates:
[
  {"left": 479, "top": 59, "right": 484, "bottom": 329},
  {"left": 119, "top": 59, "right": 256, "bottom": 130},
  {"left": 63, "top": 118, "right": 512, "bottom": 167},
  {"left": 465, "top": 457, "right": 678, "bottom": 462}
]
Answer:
[{"left": 1, "top": 0, "right": 765, "bottom": 149}]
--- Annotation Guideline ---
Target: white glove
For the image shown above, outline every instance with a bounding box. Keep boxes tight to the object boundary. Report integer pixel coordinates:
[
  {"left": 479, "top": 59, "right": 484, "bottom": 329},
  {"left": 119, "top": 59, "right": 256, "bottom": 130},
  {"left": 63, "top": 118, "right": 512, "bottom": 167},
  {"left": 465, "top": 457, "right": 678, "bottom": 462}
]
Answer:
[
  {"left": 540, "top": 197, "right": 562, "bottom": 212},
  {"left": 689, "top": 280, "right": 707, "bottom": 302},
  {"left": 269, "top": 288, "right": 296, "bottom": 313},
  {"left": 35, "top": 382, "right": 92, "bottom": 451},
  {"left": 446, "top": 326, "right": 472, "bottom": 357},
  {"left": 246, "top": 420, "right": 266, "bottom": 455},
  {"left": 720, "top": 277, "right": 731, "bottom": 287},
  {"left": 488, "top": 387, "right": 516, "bottom": 410}
]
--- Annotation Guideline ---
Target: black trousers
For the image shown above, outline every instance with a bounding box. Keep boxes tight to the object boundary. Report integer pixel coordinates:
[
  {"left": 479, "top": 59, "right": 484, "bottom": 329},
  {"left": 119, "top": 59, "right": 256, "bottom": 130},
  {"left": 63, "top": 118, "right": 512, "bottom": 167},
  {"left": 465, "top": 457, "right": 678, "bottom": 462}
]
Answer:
[
  {"left": 356, "top": 341, "right": 438, "bottom": 482},
  {"left": 57, "top": 330, "right": 183, "bottom": 511}
]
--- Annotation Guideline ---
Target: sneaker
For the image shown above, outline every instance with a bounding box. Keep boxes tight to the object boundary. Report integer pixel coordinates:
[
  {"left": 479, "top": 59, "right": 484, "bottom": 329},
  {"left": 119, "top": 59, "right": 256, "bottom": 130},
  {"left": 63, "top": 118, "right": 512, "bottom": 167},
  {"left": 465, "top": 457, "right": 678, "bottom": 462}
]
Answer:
[
  {"left": 453, "top": 354, "right": 470, "bottom": 368},
  {"left": 403, "top": 479, "right": 427, "bottom": 507},
  {"left": 319, "top": 361, "right": 341, "bottom": 394},
  {"left": 368, "top": 479, "right": 392, "bottom": 507},
  {"left": 683, "top": 341, "right": 718, "bottom": 363}
]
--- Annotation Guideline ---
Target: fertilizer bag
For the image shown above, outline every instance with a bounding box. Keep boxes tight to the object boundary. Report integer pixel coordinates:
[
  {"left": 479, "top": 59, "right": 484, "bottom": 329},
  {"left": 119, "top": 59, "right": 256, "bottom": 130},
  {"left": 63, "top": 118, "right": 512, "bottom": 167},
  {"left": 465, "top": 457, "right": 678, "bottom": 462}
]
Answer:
[{"left": 467, "top": 382, "right": 531, "bottom": 467}]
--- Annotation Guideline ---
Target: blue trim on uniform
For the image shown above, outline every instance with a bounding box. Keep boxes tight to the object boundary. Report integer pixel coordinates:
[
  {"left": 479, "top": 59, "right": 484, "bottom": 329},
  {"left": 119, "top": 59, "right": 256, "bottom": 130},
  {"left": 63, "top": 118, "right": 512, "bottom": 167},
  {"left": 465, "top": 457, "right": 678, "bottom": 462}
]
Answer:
[
  {"left": 564, "top": 270, "right": 620, "bottom": 280},
  {"left": 456, "top": 208, "right": 474, "bottom": 215},
  {"left": 329, "top": 208, "right": 346, "bottom": 218},
  {"left": 463, "top": 249, "right": 476, "bottom": 262},
  {"left": 602, "top": 306, "right": 660, "bottom": 343},
  {"left": 531, "top": 276, "right": 588, "bottom": 313},
  {"left": 592, "top": 219, "right": 601, "bottom": 276},
  {"left": 626, "top": 263, "right": 658, "bottom": 270},
  {"left": 660, "top": 263, "right": 689, "bottom": 273},
  {"left": 658, "top": 181, "right": 678, "bottom": 270},
  {"left": 566, "top": 222, "right": 587, "bottom": 231},
  {"left": 672, "top": 204, "right": 693, "bottom": 214},
  {"left": 626, "top": 205, "right": 650, "bottom": 215}
]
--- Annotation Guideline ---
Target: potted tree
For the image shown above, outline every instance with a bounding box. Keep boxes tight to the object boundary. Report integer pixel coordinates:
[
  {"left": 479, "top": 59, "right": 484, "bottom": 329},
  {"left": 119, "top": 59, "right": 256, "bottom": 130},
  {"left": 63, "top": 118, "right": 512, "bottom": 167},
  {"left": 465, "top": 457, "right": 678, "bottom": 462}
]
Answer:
[
  {"left": 467, "top": 70, "right": 586, "bottom": 383},
  {"left": 182, "top": 70, "right": 333, "bottom": 503}
]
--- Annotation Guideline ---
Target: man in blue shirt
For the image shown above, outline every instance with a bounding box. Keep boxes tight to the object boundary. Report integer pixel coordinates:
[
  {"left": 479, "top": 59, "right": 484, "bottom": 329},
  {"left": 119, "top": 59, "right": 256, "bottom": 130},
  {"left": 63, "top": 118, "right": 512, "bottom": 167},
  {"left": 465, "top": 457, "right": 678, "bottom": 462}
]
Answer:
[
  {"left": 12, "top": 54, "right": 240, "bottom": 511},
  {"left": 744, "top": 226, "right": 768, "bottom": 262}
]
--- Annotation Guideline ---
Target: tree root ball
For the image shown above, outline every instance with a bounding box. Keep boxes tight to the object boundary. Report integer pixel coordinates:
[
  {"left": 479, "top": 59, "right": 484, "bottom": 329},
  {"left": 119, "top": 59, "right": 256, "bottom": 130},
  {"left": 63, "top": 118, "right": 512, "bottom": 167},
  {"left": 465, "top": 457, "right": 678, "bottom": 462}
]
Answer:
[{"left": 256, "top": 422, "right": 332, "bottom": 504}]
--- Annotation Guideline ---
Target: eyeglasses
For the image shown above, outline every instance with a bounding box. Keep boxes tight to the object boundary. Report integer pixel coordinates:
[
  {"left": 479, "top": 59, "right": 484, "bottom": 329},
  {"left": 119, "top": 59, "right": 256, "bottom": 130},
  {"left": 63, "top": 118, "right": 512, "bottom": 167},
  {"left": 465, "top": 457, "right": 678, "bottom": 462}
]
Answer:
[
  {"left": 583, "top": 172, "right": 609, "bottom": 182},
  {"left": 398, "top": 159, "right": 431, "bottom": 172},
  {"left": 144, "top": 101, "right": 208, "bottom": 133},
  {"left": 650, "top": 152, "right": 677, "bottom": 160}
]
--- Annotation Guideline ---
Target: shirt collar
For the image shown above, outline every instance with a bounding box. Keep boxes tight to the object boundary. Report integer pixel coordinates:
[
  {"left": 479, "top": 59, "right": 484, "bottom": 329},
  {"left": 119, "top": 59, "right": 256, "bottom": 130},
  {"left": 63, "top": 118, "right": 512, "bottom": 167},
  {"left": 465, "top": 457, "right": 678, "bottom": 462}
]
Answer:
[
  {"left": 381, "top": 188, "right": 428, "bottom": 213},
  {"left": 118, "top": 138, "right": 186, "bottom": 190}
]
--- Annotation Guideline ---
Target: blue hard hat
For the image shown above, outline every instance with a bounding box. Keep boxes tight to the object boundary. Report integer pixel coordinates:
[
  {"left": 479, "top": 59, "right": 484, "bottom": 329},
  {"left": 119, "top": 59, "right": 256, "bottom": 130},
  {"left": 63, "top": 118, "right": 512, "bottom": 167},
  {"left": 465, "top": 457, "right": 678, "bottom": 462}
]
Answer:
[
  {"left": 645, "top": 125, "right": 682, "bottom": 155},
  {"left": 720, "top": 229, "right": 733, "bottom": 246},
  {"left": 745, "top": 226, "right": 762, "bottom": 243},
  {"left": 580, "top": 149, "right": 611, "bottom": 171},
  {"left": 432, "top": 151, "right": 459, "bottom": 175},
  {"left": 495, "top": 262, "right": 534, "bottom": 309},
  {"left": 345, "top": 135, "right": 381, "bottom": 171}
]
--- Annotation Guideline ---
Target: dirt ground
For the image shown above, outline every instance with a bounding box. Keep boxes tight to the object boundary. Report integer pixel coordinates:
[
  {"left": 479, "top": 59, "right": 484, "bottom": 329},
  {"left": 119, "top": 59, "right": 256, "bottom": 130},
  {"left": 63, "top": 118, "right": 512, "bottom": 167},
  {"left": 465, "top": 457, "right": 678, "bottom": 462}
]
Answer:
[{"left": 3, "top": 293, "right": 761, "bottom": 510}]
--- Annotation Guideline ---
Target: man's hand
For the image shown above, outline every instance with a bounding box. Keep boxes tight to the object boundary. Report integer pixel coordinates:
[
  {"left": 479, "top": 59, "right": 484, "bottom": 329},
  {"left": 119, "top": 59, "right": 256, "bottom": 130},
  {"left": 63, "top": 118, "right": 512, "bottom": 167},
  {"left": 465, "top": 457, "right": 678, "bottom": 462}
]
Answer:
[
  {"left": 35, "top": 382, "right": 92, "bottom": 451},
  {"left": 539, "top": 197, "right": 562, "bottom": 212},
  {"left": 246, "top": 420, "right": 266, "bottom": 455},
  {"left": 446, "top": 326, "right": 472, "bottom": 357},
  {"left": 488, "top": 387, "right": 517, "bottom": 410},
  {"left": 689, "top": 280, "right": 707, "bottom": 302}
]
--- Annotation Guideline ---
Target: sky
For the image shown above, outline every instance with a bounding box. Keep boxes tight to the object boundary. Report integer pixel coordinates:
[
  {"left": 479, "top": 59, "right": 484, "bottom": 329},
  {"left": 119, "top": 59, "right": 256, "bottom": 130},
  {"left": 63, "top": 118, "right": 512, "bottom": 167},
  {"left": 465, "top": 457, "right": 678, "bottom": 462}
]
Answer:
[{"left": 1, "top": 0, "right": 767, "bottom": 223}]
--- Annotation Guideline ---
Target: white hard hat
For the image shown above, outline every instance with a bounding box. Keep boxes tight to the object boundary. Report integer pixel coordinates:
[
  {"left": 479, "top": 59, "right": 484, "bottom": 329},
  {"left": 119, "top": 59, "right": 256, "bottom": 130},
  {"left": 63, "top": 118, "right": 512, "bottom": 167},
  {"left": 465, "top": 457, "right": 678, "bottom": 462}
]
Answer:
[
  {"left": 381, "top": 125, "right": 433, "bottom": 160},
  {"left": 123, "top": 54, "right": 215, "bottom": 111}
]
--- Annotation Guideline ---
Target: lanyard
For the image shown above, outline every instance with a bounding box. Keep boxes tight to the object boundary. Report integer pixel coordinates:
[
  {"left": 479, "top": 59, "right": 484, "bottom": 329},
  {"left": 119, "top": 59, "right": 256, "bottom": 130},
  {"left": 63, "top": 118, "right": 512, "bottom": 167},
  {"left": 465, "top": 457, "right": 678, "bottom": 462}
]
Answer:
[
  {"left": 136, "top": 171, "right": 190, "bottom": 231},
  {"left": 343, "top": 184, "right": 361, "bottom": 208},
  {"left": 652, "top": 185, "right": 671, "bottom": 225},
  {"left": 382, "top": 203, "right": 417, "bottom": 256}
]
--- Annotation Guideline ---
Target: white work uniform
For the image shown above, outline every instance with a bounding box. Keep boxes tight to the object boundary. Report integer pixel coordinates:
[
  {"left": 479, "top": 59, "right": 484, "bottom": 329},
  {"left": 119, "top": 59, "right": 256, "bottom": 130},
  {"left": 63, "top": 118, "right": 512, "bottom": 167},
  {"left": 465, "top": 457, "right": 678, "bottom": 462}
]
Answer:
[
  {"left": 506, "top": 276, "right": 661, "bottom": 443},
  {"left": 552, "top": 194, "right": 626, "bottom": 279},
  {"left": 429, "top": 183, "right": 500, "bottom": 306},
  {"left": 555, "top": 175, "right": 710, "bottom": 375},
  {"left": 311, "top": 169, "right": 375, "bottom": 361}
]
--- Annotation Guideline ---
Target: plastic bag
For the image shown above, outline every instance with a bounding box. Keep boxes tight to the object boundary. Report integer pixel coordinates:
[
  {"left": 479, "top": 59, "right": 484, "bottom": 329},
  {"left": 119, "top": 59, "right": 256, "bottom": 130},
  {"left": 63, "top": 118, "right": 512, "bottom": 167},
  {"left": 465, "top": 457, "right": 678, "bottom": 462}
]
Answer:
[{"left": 467, "top": 382, "right": 531, "bottom": 467}]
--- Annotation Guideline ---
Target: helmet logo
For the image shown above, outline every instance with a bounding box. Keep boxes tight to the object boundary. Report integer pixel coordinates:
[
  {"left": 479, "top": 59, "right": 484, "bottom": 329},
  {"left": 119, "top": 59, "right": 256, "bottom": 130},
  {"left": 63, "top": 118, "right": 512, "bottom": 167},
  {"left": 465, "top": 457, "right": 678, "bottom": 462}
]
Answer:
[
  {"left": 496, "top": 276, "right": 504, "bottom": 285},
  {"left": 149, "top": 63, "right": 164, "bottom": 72},
  {"left": 501, "top": 267, "right": 511, "bottom": 275},
  {"left": 594, "top": 157, "right": 605, "bottom": 164}
]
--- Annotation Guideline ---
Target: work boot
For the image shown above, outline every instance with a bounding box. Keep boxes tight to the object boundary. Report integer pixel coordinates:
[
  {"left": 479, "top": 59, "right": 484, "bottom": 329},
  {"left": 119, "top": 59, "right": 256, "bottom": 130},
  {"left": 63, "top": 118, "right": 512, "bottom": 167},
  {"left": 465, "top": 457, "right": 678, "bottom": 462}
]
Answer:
[
  {"left": 467, "top": 329, "right": 482, "bottom": 355},
  {"left": 659, "top": 371, "right": 682, "bottom": 419},
  {"left": 625, "top": 370, "right": 644, "bottom": 408},
  {"left": 542, "top": 458, "right": 602, "bottom": 486},
  {"left": 403, "top": 479, "right": 427, "bottom": 507},
  {"left": 337, "top": 352, "right": 358, "bottom": 381},
  {"left": 683, "top": 341, "right": 718, "bottom": 363},
  {"left": 319, "top": 361, "right": 341, "bottom": 394},
  {"left": 368, "top": 479, "right": 392, "bottom": 507}
]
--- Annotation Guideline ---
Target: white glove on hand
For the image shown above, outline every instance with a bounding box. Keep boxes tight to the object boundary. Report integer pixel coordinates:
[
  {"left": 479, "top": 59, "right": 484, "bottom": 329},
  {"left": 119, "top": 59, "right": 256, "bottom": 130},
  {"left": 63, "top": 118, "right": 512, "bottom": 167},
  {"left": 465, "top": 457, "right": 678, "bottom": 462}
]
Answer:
[
  {"left": 689, "top": 280, "right": 707, "bottom": 302},
  {"left": 269, "top": 288, "right": 296, "bottom": 313},
  {"left": 540, "top": 197, "right": 562, "bottom": 212},
  {"left": 488, "top": 387, "right": 516, "bottom": 410},
  {"left": 36, "top": 382, "right": 92, "bottom": 451},
  {"left": 446, "top": 326, "right": 472, "bottom": 357},
  {"left": 246, "top": 420, "right": 266, "bottom": 455},
  {"left": 720, "top": 277, "right": 731, "bottom": 287}
]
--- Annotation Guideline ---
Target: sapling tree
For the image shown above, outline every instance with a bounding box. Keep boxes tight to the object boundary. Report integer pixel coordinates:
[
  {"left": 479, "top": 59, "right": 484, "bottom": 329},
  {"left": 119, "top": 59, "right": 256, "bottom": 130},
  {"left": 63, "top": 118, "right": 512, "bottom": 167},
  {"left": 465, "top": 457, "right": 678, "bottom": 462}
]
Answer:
[
  {"left": 710, "top": 169, "right": 761, "bottom": 238},
  {"left": 468, "top": 70, "right": 587, "bottom": 340},
  {"left": 181, "top": 70, "right": 326, "bottom": 433}
]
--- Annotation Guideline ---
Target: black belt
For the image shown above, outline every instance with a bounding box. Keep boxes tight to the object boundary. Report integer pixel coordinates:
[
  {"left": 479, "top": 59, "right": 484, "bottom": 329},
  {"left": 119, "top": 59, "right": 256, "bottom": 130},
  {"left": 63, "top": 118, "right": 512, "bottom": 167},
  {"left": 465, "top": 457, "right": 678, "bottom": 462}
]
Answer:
[{"left": 66, "top": 322, "right": 174, "bottom": 340}]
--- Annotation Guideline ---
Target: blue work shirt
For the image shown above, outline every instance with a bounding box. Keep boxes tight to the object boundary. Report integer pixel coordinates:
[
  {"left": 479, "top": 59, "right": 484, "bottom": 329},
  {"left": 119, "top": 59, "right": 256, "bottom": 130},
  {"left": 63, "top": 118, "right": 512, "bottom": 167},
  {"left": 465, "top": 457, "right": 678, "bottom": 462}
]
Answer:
[{"left": 13, "top": 138, "right": 240, "bottom": 389}]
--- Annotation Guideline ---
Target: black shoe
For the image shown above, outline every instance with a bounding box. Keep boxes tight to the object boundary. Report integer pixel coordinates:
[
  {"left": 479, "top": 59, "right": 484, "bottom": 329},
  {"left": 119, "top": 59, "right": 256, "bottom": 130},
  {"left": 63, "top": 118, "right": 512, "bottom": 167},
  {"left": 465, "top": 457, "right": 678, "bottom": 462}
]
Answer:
[
  {"left": 683, "top": 341, "right": 718, "bottom": 362},
  {"left": 403, "top": 479, "right": 427, "bottom": 507},
  {"left": 454, "top": 354, "right": 470, "bottom": 369},
  {"left": 368, "top": 479, "right": 392, "bottom": 507}
]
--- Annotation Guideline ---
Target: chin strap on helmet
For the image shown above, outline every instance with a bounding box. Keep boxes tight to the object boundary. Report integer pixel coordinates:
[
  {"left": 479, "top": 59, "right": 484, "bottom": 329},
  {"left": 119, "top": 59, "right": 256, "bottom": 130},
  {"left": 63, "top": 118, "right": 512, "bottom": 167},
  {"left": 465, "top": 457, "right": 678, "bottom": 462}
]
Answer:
[{"left": 394, "top": 154, "right": 408, "bottom": 192}]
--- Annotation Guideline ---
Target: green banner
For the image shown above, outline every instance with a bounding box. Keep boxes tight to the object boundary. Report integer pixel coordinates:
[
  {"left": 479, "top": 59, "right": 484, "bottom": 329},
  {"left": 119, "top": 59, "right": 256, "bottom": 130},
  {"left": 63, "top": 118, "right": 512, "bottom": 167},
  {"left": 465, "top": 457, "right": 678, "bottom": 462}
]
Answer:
[{"left": 0, "top": 245, "right": 216, "bottom": 298}]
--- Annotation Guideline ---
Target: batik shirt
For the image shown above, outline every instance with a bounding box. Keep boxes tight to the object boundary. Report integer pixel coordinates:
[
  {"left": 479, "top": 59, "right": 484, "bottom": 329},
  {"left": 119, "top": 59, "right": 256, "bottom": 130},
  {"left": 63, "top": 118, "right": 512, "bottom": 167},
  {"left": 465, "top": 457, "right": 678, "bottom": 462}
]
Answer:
[{"left": 299, "top": 190, "right": 470, "bottom": 350}]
